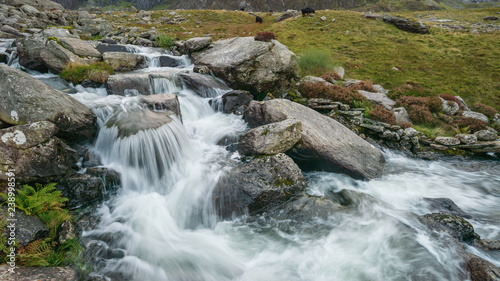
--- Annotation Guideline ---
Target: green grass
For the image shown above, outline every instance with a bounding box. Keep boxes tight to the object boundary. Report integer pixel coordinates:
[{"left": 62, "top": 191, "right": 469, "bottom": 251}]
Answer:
[
  {"left": 97, "top": 8, "right": 500, "bottom": 110},
  {"left": 60, "top": 62, "right": 114, "bottom": 84},
  {"left": 156, "top": 34, "right": 176, "bottom": 49},
  {"left": 296, "top": 48, "right": 338, "bottom": 76}
]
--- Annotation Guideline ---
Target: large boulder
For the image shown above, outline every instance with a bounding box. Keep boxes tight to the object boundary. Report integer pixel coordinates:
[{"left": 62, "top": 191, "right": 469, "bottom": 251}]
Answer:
[
  {"left": 58, "top": 37, "right": 102, "bottom": 58},
  {"left": 244, "top": 99, "right": 385, "bottom": 180},
  {"left": 40, "top": 40, "right": 86, "bottom": 73},
  {"left": 103, "top": 52, "right": 147, "bottom": 72},
  {"left": 105, "top": 107, "right": 178, "bottom": 138},
  {"left": 238, "top": 119, "right": 302, "bottom": 156},
  {"left": 0, "top": 65, "right": 97, "bottom": 143},
  {"left": 56, "top": 172, "right": 107, "bottom": 208},
  {"left": 15, "top": 35, "right": 47, "bottom": 71},
  {"left": 462, "top": 111, "right": 489, "bottom": 123},
  {"left": 213, "top": 153, "right": 306, "bottom": 219},
  {"left": 190, "top": 37, "right": 298, "bottom": 96},
  {"left": 184, "top": 37, "right": 212, "bottom": 53},
  {"left": 0, "top": 122, "right": 78, "bottom": 183},
  {"left": 382, "top": 15, "right": 429, "bottom": 34}
]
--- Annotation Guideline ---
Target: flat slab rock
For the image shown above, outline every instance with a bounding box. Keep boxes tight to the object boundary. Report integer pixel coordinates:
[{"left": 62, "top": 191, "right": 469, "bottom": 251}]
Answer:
[{"left": 0, "top": 265, "right": 78, "bottom": 281}]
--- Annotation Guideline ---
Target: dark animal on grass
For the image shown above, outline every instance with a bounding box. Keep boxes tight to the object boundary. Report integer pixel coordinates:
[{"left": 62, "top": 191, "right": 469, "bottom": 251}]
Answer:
[
  {"left": 240, "top": 7, "right": 245, "bottom": 11},
  {"left": 301, "top": 7, "right": 315, "bottom": 17},
  {"left": 256, "top": 16, "right": 263, "bottom": 23}
]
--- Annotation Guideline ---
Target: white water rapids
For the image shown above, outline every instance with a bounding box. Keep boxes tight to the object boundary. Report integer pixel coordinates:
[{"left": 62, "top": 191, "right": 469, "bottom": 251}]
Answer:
[{"left": 1, "top": 39, "right": 499, "bottom": 280}]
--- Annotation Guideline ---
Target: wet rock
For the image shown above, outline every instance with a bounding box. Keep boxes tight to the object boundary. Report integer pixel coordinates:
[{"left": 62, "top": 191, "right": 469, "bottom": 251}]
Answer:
[
  {"left": 465, "top": 253, "right": 500, "bottom": 281},
  {"left": 213, "top": 153, "right": 306, "bottom": 218},
  {"left": 475, "top": 129, "right": 498, "bottom": 141},
  {"left": 244, "top": 99, "right": 385, "bottom": 180},
  {"left": 478, "top": 239, "right": 500, "bottom": 251},
  {"left": 40, "top": 40, "right": 86, "bottom": 73},
  {"left": 179, "top": 72, "right": 231, "bottom": 97},
  {"left": 267, "top": 194, "right": 345, "bottom": 221},
  {"left": 0, "top": 265, "right": 78, "bottom": 281},
  {"left": 435, "top": 136, "right": 460, "bottom": 146},
  {"left": 0, "top": 65, "right": 97, "bottom": 143},
  {"left": 105, "top": 107, "right": 177, "bottom": 138},
  {"left": 103, "top": 52, "right": 147, "bottom": 72},
  {"left": 383, "top": 15, "right": 429, "bottom": 34},
  {"left": 56, "top": 172, "right": 105, "bottom": 209},
  {"left": 421, "top": 212, "right": 479, "bottom": 243},
  {"left": 82, "top": 149, "right": 102, "bottom": 168},
  {"left": 275, "top": 10, "right": 300, "bottom": 22},
  {"left": 139, "top": 94, "right": 182, "bottom": 118},
  {"left": 239, "top": 119, "right": 302, "bottom": 156},
  {"left": 358, "top": 90, "right": 396, "bottom": 109},
  {"left": 106, "top": 70, "right": 181, "bottom": 96},
  {"left": 393, "top": 107, "right": 411, "bottom": 124},
  {"left": 456, "top": 134, "right": 477, "bottom": 145},
  {"left": 15, "top": 35, "right": 47, "bottom": 71},
  {"left": 0, "top": 206, "right": 48, "bottom": 246},
  {"left": 462, "top": 111, "right": 489, "bottom": 123},
  {"left": 0, "top": 122, "right": 78, "bottom": 183},
  {"left": 38, "top": 76, "right": 77, "bottom": 94},
  {"left": 96, "top": 43, "right": 130, "bottom": 54},
  {"left": 190, "top": 37, "right": 298, "bottom": 96},
  {"left": 184, "top": 37, "right": 212, "bottom": 53},
  {"left": 423, "top": 197, "right": 471, "bottom": 219},
  {"left": 220, "top": 90, "right": 253, "bottom": 114},
  {"left": 159, "top": 55, "right": 186, "bottom": 67},
  {"left": 58, "top": 36, "right": 102, "bottom": 58},
  {"left": 85, "top": 167, "right": 121, "bottom": 189}
]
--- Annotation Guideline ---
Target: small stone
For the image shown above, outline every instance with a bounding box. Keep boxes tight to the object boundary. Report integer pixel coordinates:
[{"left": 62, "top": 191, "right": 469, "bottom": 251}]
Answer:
[
  {"left": 431, "top": 143, "right": 449, "bottom": 151},
  {"left": 404, "top": 127, "right": 419, "bottom": 137},
  {"left": 456, "top": 134, "right": 477, "bottom": 145},
  {"left": 320, "top": 16, "right": 326, "bottom": 21},
  {"left": 475, "top": 130, "right": 498, "bottom": 141},
  {"left": 435, "top": 136, "right": 460, "bottom": 146}
]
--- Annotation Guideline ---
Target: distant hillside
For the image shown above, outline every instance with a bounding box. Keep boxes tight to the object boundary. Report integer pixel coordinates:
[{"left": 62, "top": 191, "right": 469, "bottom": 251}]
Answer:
[{"left": 53, "top": 0, "right": 498, "bottom": 11}]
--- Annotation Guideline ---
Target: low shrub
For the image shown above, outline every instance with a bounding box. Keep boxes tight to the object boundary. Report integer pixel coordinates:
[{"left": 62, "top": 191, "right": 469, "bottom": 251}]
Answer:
[
  {"left": 396, "top": 95, "right": 442, "bottom": 113},
  {"left": 389, "top": 82, "right": 433, "bottom": 100},
  {"left": 321, "top": 71, "right": 342, "bottom": 83},
  {"left": 440, "top": 94, "right": 459, "bottom": 103},
  {"left": 469, "top": 103, "right": 497, "bottom": 119},
  {"left": 156, "top": 34, "right": 175, "bottom": 49},
  {"left": 454, "top": 117, "right": 488, "bottom": 133},
  {"left": 369, "top": 105, "right": 396, "bottom": 125},
  {"left": 350, "top": 81, "right": 377, "bottom": 93},
  {"left": 254, "top": 31, "right": 276, "bottom": 42},
  {"left": 299, "top": 81, "right": 367, "bottom": 106},
  {"left": 408, "top": 105, "right": 434, "bottom": 124},
  {"left": 399, "top": 122, "right": 413, "bottom": 129},
  {"left": 60, "top": 62, "right": 114, "bottom": 84}
]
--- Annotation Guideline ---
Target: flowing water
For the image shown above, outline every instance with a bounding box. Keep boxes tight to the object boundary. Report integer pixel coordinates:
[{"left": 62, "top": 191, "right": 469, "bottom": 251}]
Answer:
[{"left": 2, "top": 40, "right": 499, "bottom": 280}]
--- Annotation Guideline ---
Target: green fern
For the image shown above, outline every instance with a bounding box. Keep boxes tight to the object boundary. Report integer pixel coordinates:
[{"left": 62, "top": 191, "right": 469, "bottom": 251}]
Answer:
[
  {"left": 17, "top": 239, "right": 54, "bottom": 267},
  {"left": 3, "top": 183, "right": 68, "bottom": 216}
]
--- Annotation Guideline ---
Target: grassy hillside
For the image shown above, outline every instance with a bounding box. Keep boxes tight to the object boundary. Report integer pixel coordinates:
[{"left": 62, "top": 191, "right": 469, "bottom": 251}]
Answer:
[{"left": 100, "top": 8, "right": 500, "bottom": 109}]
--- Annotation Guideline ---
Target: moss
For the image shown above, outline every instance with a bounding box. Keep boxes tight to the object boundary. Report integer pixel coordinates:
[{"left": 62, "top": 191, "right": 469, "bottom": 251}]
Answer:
[
  {"left": 274, "top": 177, "right": 293, "bottom": 188},
  {"left": 47, "top": 36, "right": 63, "bottom": 47},
  {"left": 60, "top": 62, "right": 114, "bottom": 85}
]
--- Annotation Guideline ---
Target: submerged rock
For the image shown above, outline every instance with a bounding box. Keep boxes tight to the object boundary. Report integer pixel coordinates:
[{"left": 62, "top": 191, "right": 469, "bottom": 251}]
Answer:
[
  {"left": 420, "top": 212, "right": 479, "bottom": 243},
  {"left": 190, "top": 37, "right": 298, "bottom": 96},
  {"left": 423, "top": 197, "right": 471, "bottom": 219},
  {"left": 179, "top": 72, "right": 231, "bottom": 97},
  {"left": 213, "top": 153, "right": 306, "bottom": 218},
  {"left": 0, "top": 65, "right": 97, "bottom": 143},
  {"left": 466, "top": 253, "right": 500, "bottom": 281},
  {"left": 244, "top": 99, "right": 385, "bottom": 180}
]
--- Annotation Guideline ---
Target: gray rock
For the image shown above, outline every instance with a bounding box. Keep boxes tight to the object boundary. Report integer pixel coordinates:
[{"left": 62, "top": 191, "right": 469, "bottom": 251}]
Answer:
[
  {"left": 421, "top": 212, "right": 479, "bottom": 243},
  {"left": 244, "top": 99, "right": 385, "bottom": 180},
  {"left": 342, "top": 78, "right": 361, "bottom": 87},
  {"left": 455, "top": 96, "right": 470, "bottom": 111},
  {"left": 57, "top": 220, "right": 75, "bottom": 244},
  {"left": 85, "top": 167, "right": 121, "bottom": 189},
  {"left": 440, "top": 97, "right": 459, "bottom": 116},
  {"left": 358, "top": 90, "right": 396, "bottom": 109},
  {"left": 382, "top": 15, "right": 429, "bottom": 34},
  {"left": 465, "top": 253, "right": 500, "bottom": 281},
  {"left": 239, "top": 119, "right": 302, "bottom": 156},
  {"left": 190, "top": 37, "right": 298, "bottom": 96},
  {"left": 475, "top": 129, "right": 498, "bottom": 141},
  {"left": 103, "top": 52, "right": 147, "bottom": 72},
  {"left": 456, "top": 134, "right": 477, "bottom": 144},
  {"left": 435, "top": 136, "right": 460, "bottom": 146},
  {"left": 0, "top": 65, "right": 97, "bottom": 143},
  {"left": 275, "top": 10, "right": 300, "bottom": 22},
  {"left": 360, "top": 123, "right": 385, "bottom": 133},
  {"left": 220, "top": 90, "right": 253, "bottom": 114},
  {"left": 179, "top": 72, "right": 231, "bottom": 97},
  {"left": 213, "top": 153, "right": 306, "bottom": 218},
  {"left": 462, "top": 111, "right": 488, "bottom": 123},
  {"left": 106, "top": 70, "right": 182, "bottom": 96},
  {"left": 105, "top": 107, "right": 177, "bottom": 138},
  {"left": 42, "top": 27, "right": 78, "bottom": 38},
  {"left": 1, "top": 0, "right": 64, "bottom": 11},
  {"left": 0, "top": 265, "right": 78, "bottom": 281},
  {"left": 393, "top": 107, "right": 411, "bottom": 124},
  {"left": 20, "top": 4, "right": 39, "bottom": 16},
  {"left": 333, "top": 66, "right": 345, "bottom": 79},
  {"left": 159, "top": 55, "right": 185, "bottom": 67},
  {"left": 58, "top": 37, "right": 102, "bottom": 58},
  {"left": 134, "top": 37, "right": 152, "bottom": 47},
  {"left": 1, "top": 206, "right": 48, "bottom": 246},
  {"left": 0, "top": 25, "right": 23, "bottom": 37},
  {"left": 82, "top": 149, "right": 102, "bottom": 168},
  {"left": 423, "top": 197, "right": 471, "bottom": 219},
  {"left": 404, "top": 127, "right": 419, "bottom": 137},
  {"left": 184, "top": 37, "right": 212, "bottom": 53},
  {"left": 15, "top": 35, "right": 47, "bottom": 71},
  {"left": 0, "top": 122, "right": 78, "bottom": 182},
  {"left": 56, "top": 172, "right": 105, "bottom": 209},
  {"left": 96, "top": 43, "right": 131, "bottom": 54},
  {"left": 267, "top": 194, "right": 345, "bottom": 221},
  {"left": 139, "top": 94, "right": 182, "bottom": 119},
  {"left": 40, "top": 40, "right": 86, "bottom": 73}
]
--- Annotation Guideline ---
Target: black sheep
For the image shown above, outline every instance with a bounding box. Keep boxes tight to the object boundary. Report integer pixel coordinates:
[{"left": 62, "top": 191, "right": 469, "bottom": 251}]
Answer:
[
  {"left": 301, "top": 7, "right": 315, "bottom": 17},
  {"left": 256, "top": 16, "right": 263, "bottom": 23}
]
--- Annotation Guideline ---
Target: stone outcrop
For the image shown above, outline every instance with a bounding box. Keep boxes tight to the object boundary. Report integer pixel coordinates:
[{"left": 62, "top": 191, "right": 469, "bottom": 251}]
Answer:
[
  {"left": 58, "top": 36, "right": 101, "bottom": 58},
  {"left": 238, "top": 119, "right": 302, "bottom": 156},
  {"left": 190, "top": 37, "right": 298, "bottom": 96},
  {"left": 382, "top": 15, "right": 430, "bottom": 34},
  {"left": 275, "top": 10, "right": 300, "bottom": 22},
  {"left": 103, "top": 52, "right": 147, "bottom": 72},
  {"left": 213, "top": 153, "right": 306, "bottom": 218},
  {"left": 0, "top": 65, "right": 97, "bottom": 143},
  {"left": 244, "top": 99, "right": 385, "bottom": 180}
]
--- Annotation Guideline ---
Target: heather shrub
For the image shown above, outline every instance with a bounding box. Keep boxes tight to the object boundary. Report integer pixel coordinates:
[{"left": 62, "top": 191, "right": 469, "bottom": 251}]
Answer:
[
  {"left": 350, "top": 81, "right": 377, "bottom": 93},
  {"left": 408, "top": 105, "right": 434, "bottom": 124},
  {"left": 321, "top": 71, "right": 342, "bottom": 83},
  {"left": 469, "top": 103, "right": 497, "bottom": 119},
  {"left": 254, "top": 31, "right": 276, "bottom": 42},
  {"left": 454, "top": 117, "right": 488, "bottom": 133},
  {"left": 299, "top": 81, "right": 367, "bottom": 106},
  {"left": 369, "top": 105, "right": 396, "bottom": 125},
  {"left": 440, "top": 94, "right": 459, "bottom": 103},
  {"left": 427, "top": 96, "right": 443, "bottom": 113},
  {"left": 399, "top": 122, "right": 413, "bottom": 129},
  {"left": 396, "top": 96, "right": 442, "bottom": 113}
]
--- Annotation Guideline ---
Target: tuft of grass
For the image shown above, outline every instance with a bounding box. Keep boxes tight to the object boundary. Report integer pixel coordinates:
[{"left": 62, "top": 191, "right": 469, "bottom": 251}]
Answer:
[
  {"left": 156, "top": 34, "right": 176, "bottom": 49},
  {"left": 296, "top": 48, "right": 337, "bottom": 76},
  {"left": 60, "top": 62, "right": 114, "bottom": 84}
]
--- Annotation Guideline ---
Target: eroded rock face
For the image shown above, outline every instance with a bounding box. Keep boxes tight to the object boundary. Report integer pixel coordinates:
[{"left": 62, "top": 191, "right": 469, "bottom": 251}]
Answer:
[
  {"left": 190, "top": 37, "right": 298, "bottom": 96},
  {"left": 0, "top": 122, "right": 78, "bottom": 183},
  {"left": 238, "top": 119, "right": 302, "bottom": 156},
  {"left": 213, "top": 153, "right": 306, "bottom": 218},
  {"left": 244, "top": 99, "right": 385, "bottom": 180},
  {"left": 0, "top": 65, "right": 97, "bottom": 143}
]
